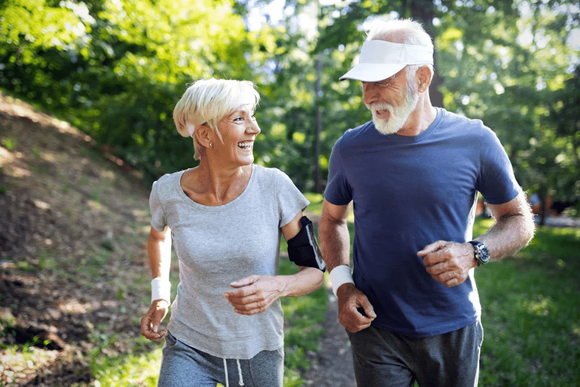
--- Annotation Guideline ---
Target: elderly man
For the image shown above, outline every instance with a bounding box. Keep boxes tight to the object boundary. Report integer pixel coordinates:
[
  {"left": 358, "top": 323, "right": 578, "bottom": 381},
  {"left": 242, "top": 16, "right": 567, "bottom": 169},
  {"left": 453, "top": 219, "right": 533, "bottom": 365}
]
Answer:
[{"left": 320, "top": 19, "right": 535, "bottom": 387}]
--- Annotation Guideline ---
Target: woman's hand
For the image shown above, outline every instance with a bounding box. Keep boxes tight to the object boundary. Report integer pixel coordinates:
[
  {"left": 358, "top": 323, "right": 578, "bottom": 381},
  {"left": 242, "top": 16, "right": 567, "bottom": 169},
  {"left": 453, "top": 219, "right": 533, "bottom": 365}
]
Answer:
[
  {"left": 140, "top": 299, "right": 169, "bottom": 340},
  {"left": 223, "top": 275, "right": 286, "bottom": 315}
]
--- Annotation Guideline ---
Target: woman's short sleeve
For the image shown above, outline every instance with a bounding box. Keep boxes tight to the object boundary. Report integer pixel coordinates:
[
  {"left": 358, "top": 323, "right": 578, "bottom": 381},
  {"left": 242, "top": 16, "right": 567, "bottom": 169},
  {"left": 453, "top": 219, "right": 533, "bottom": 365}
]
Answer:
[
  {"left": 274, "top": 169, "right": 310, "bottom": 228},
  {"left": 149, "top": 181, "right": 167, "bottom": 231}
]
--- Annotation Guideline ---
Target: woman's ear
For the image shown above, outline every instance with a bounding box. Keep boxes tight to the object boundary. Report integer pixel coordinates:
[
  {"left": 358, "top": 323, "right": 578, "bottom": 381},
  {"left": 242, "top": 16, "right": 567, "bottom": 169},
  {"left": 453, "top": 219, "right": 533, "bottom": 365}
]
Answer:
[
  {"left": 416, "top": 66, "right": 433, "bottom": 93},
  {"left": 194, "top": 123, "right": 214, "bottom": 149}
]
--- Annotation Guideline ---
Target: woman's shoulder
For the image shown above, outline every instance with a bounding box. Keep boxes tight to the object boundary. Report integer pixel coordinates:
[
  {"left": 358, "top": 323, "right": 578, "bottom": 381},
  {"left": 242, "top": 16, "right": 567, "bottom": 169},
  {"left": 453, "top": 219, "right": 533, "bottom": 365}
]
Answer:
[
  {"left": 253, "top": 165, "right": 292, "bottom": 184},
  {"left": 152, "top": 170, "right": 185, "bottom": 191}
]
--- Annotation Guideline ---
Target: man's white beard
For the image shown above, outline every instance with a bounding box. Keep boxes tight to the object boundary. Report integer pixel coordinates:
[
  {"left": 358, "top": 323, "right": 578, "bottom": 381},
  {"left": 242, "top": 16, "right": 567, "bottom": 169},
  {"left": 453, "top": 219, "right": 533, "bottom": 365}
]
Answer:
[{"left": 368, "top": 80, "right": 419, "bottom": 135}]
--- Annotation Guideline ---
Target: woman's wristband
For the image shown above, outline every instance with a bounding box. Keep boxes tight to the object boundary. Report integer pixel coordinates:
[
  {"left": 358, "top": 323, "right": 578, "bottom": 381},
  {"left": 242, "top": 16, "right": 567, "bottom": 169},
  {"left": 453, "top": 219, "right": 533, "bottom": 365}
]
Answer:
[
  {"left": 329, "top": 265, "right": 354, "bottom": 297},
  {"left": 151, "top": 277, "right": 171, "bottom": 304}
]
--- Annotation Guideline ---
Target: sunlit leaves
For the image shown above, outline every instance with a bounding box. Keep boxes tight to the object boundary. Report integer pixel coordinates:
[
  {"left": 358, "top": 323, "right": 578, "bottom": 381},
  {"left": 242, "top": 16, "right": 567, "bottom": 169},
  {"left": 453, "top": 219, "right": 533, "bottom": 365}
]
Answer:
[{"left": 0, "top": 0, "right": 89, "bottom": 61}]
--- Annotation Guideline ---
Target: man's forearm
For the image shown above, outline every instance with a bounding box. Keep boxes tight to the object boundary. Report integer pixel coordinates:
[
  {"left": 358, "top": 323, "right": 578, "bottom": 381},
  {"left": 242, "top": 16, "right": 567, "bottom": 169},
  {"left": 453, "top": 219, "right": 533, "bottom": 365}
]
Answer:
[
  {"left": 319, "top": 213, "right": 351, "bottom": 272},
  {"left": 478, "top": 201, "right": 535, "bottom": 262}
]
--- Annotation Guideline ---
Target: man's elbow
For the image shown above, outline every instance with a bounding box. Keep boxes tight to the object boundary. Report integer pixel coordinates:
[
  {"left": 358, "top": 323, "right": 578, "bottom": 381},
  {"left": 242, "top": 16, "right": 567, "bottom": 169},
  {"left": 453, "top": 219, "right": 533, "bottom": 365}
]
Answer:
[
  {"left": 511, "top": 208, "right": 535, "bottom": 249},
  {"left": 522, "top": 211, "right": 536, "bottom": 246}
]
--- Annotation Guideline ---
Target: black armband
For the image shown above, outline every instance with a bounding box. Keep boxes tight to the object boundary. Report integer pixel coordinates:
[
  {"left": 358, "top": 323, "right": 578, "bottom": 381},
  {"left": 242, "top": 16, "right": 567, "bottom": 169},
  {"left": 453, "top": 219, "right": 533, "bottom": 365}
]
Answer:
[{"left": 287, "top": 216, "right": 326, "bottom": 272}]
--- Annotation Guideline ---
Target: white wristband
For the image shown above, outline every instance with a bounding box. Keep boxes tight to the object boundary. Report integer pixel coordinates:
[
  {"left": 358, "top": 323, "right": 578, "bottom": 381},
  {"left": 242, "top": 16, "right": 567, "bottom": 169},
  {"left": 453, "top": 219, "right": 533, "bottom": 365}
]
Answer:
[
  {"left": 151, "top": 277, "right": 171, "bottom": 304},
  {"left": 329, "top": 265, "right": 354, "bottom": 297}
]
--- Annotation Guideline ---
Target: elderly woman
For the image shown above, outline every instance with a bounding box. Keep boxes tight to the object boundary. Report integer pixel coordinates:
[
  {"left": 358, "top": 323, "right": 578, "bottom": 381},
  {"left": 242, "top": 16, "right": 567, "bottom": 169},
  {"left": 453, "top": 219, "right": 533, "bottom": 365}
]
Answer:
[{"left": 140, "top": 78, "right": 325, "bottom": 387}]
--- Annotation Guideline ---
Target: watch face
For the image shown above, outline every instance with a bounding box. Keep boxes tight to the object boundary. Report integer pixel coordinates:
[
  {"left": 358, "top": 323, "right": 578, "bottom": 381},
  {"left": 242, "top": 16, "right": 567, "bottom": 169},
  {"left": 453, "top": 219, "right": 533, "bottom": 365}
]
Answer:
[
  {"left": 469, "top": 241, "right": 490, "bottom": 265},
  {"left": 477, "top": 243, "right": 490, "bottom": 263}
]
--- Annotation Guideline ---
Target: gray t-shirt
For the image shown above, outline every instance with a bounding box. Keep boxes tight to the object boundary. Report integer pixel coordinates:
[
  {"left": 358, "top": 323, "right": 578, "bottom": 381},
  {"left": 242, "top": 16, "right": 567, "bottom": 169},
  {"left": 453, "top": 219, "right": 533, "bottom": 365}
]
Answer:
[{"left": 149, "top": 164, "right": 309, "bottom": 359}]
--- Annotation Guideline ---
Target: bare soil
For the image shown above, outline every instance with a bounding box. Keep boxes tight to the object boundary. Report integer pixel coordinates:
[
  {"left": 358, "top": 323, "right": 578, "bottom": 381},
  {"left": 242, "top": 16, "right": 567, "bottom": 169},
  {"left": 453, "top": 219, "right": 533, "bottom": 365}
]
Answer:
[
  {"left": 0, "top": 92, "right": 156, "bottom": 385},
  {"left": 0, "top": 93, "right": 357, "bottom": 386}
]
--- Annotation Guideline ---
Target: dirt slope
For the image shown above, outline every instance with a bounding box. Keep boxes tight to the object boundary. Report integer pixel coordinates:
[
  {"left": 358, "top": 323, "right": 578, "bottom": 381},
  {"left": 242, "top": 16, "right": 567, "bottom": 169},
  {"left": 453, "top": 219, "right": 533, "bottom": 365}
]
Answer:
[{"left": 0, "top": 93, "right": 156, "bottom": 385}]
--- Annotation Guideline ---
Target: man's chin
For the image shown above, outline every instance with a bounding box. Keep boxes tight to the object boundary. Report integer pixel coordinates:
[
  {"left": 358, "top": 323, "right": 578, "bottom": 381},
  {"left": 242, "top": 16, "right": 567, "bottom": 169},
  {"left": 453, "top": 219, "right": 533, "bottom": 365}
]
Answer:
[{"left": 373, "top": 119, "right": 401, "bottom": 135}]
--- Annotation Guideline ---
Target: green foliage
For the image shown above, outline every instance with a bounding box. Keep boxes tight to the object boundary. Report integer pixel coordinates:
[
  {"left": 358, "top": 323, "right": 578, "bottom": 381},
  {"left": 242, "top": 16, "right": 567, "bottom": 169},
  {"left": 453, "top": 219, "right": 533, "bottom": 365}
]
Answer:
[
  {"left": 0, "top": 0, "right": 257, "bottom": 185},
  {"left": 435, "top": 0, "right": 579, "bottom": 207},
  {"left": 4, "top": 0, "right": 576, "bottom": 197},
  {"left": 1, "top": 137, "right": 16, "bottom": 150}
]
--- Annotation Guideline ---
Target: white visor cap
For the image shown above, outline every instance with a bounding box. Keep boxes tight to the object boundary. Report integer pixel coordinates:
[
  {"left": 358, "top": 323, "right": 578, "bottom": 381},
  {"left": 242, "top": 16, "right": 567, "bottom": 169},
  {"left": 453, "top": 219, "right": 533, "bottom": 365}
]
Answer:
[{"left": 339, "top": 40, "right": 434, "bottom": 82}]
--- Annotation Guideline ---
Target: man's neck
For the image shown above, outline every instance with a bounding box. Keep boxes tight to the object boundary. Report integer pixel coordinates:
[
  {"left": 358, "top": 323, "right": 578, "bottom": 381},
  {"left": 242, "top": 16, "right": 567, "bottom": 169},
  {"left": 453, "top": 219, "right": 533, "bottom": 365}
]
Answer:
[{"left": 396, "top": 96, "right": 437, "bottom": 137}]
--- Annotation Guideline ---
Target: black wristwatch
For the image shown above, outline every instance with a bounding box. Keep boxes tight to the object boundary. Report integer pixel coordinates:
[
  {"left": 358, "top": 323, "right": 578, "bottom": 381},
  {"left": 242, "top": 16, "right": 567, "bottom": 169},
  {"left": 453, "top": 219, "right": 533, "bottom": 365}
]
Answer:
[{"left": 468, "top": 240, "right": 490, "bottom": 266}]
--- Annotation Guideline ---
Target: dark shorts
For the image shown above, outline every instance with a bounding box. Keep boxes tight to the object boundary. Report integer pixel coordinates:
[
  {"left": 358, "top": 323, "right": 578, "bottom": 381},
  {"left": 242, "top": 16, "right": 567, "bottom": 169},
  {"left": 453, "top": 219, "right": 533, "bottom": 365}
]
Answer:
[{"left": 348, "top": 320, "right": 484, "bottom": 387}]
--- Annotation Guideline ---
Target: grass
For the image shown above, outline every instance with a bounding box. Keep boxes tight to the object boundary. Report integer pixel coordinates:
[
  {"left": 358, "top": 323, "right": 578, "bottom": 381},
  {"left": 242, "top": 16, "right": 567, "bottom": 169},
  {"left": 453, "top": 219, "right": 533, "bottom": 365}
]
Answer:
[{"left": 474, "top": 219, "right": 580, "bottom": 386}]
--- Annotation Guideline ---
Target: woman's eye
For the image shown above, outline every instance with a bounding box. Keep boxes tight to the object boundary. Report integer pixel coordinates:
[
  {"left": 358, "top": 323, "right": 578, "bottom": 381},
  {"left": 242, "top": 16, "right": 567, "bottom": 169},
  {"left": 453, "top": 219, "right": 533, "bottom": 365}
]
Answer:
[{"left": 233, "top": 116, "right": 243, "bottom": 122}]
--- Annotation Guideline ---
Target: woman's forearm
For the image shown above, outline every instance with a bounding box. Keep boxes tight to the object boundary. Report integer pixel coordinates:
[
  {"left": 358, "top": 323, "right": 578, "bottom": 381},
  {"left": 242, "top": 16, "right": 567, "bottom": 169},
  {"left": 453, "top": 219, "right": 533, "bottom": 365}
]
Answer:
[
  {"left": 147, "top": 226, "right": 172, "bottom": 279},
  {"left": 277, "top": 267, "right": 324, "bottom": 298}
]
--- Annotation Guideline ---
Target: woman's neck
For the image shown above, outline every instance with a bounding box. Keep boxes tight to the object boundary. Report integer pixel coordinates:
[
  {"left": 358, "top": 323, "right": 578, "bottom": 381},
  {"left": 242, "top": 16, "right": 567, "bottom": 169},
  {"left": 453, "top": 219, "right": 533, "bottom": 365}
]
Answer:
[{"left": 181, "top": 162, "right": 253, "bottom": 206}]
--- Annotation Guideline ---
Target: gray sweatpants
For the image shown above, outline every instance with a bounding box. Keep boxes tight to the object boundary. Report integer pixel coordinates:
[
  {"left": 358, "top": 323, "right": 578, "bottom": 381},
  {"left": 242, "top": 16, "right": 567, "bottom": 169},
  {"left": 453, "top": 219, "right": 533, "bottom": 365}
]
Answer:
[
  {"left": 158, "top": 331, "right": 284, "bottom": 387},
  {"left": 348, "top": 320, "right": 483, "bottom": 387}
]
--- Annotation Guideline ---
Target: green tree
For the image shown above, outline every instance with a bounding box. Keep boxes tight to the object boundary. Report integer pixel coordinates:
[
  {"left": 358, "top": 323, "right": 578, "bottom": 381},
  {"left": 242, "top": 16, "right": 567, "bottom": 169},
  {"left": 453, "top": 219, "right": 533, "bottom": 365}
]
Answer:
[
  {"left": 0, "top": 0, "right": 259, "bottom": 182},
  {"left": 436, "top": 0, "right": 579, "bottom": 222}
]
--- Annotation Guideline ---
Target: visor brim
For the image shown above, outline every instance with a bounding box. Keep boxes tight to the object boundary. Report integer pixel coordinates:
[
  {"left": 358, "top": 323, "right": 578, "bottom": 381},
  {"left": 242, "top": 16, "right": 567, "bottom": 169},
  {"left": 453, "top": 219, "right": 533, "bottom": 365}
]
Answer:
[{"left": 339, "top": 63, "right": 407, "bottom": 82}]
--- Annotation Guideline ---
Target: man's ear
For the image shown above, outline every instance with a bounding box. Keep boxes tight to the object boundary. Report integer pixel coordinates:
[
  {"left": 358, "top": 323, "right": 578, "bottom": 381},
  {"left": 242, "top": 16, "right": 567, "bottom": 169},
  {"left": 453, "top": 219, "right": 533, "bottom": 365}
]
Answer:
[
  {"left": 416, "top": 66, "right": 433, "bottom": 93},
  {"left": 194, "top": 123, "right": 213, "bottom": 149}
]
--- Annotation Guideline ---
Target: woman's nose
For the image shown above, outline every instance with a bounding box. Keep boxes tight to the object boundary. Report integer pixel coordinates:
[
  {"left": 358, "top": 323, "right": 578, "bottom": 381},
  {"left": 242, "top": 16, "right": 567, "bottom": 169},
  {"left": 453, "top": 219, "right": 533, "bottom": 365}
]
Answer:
[{"left": 247, "top": 120, "right": 261, "bottom": 134}]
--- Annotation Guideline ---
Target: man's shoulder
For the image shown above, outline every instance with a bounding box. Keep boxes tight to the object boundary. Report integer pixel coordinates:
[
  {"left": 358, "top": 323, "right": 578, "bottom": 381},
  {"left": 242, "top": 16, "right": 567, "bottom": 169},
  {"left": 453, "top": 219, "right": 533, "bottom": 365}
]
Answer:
[
  {"left": 336, "top": 120, "right": 375, "bottom": 145},
  {"left": 437, "top": 108, "right": 499, "bottom": 141},
  {"left": 440, "top": 108, "right": 489, "bottom": 131}
]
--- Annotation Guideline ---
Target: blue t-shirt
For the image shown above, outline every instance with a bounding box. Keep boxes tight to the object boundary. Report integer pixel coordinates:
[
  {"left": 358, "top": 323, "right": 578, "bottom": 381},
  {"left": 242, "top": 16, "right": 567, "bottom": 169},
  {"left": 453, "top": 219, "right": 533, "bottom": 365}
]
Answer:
[{"left": 324, "top": 108, "right": 521, "bottom": 337}]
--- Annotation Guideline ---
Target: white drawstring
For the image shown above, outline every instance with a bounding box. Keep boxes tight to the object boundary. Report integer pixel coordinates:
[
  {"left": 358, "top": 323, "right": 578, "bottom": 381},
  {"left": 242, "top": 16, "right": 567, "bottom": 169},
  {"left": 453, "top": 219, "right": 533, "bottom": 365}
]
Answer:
[
  {"left": 223, "top": 358, "right": 229, "bottom": 387},
  {"left": 237, "top": 359, "right": 244, "bottom": 386},
  {"left": 223, "top": 358, "right": 245, "bottom": 387}
]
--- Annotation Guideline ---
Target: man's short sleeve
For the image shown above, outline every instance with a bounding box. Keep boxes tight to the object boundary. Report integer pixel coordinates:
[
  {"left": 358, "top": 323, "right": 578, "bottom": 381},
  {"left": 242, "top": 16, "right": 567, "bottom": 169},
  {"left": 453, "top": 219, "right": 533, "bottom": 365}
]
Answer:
[
  {"left": 324, "top": 138, "right": 353, "bottom": 205},
  {"left": 149, "top": 181, "right": 167, "bottom": 231},
  {"left": 477, "top": 128, "right": 521, "bottom": 205}
]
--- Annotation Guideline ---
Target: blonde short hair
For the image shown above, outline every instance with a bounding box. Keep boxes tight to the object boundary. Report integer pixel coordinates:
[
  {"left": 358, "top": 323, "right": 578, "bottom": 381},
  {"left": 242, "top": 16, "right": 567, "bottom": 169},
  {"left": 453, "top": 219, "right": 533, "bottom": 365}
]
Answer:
[{"left": 173, "top": 78, "right": 260, "bottom": 160}]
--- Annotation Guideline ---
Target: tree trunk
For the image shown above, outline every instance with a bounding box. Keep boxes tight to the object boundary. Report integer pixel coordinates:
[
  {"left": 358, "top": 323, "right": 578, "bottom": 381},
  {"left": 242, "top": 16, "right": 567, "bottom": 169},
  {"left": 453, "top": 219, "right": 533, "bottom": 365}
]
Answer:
[
  {"left": 315, "top": 55, "right": 323, "bottom": 193},
  {"left": 410, "top": 0, "right": 445, "bottom": 108},
  {"left": 538, "top": 191, "right": 547, "bottom": 226}
]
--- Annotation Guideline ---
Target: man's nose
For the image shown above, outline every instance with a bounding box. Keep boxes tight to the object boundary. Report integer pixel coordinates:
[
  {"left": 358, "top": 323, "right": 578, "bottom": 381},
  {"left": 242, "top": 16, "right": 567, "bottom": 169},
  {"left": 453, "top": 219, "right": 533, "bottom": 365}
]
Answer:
[{"left": 362, "top": 82, "right": 379, "bottom": 105}]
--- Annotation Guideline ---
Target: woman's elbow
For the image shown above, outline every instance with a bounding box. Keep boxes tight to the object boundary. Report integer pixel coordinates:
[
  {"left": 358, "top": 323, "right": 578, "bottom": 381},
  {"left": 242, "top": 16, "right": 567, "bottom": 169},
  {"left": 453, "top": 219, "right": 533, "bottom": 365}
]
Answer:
[
  {"left": 311, "top": 268, "right": 325, "bottom": 291},
  {"left": 298, "top": 266, "right": 325, "bottom": 292}
]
